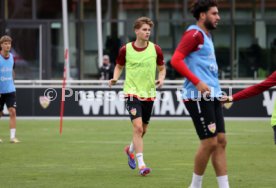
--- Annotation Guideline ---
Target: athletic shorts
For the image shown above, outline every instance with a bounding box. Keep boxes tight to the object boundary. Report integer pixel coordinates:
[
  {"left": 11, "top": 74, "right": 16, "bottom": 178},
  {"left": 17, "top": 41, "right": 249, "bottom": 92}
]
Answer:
[
  {"left": 0, "top": 92, "right": 17, "bottom": 111},
  {"left": 125, "top": 97, "right": 154, "bottom": 124},
  {"left": 184, "top": 98, "right": 225, "bottom": 140}
]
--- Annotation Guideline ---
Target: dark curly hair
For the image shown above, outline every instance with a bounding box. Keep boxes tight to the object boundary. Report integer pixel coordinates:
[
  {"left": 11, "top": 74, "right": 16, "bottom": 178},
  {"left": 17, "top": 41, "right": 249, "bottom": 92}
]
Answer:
[{"left": 190, "top": 0, "right": 218, "bottom": 20}]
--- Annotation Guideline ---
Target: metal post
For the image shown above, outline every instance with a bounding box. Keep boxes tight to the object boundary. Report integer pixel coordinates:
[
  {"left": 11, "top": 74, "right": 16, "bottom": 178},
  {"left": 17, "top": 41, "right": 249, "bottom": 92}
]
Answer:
[
  {"left": 96, "top": 0, "right": 103, "bottom": 68},
  {"left": 260, "top": 0, "right": 265, "bottom": 19},
  {"left": 0, "top": 0, "right": 5, "bottom": 35},
  {"left": 154, "top": 0, "right": 159, "bottom": 43},
  {"left": 252, "top": 0, "right": 256, "bottom": 38},
  {"left": 184, "top": 0, "right": 188, "bottom": 20},
  {"left": 230, "top": 0, "right": 236, "bottom": 79},
  {"left": 149, "top": 0, "right": 153, "bottom": 18},
  {"left": 4, "top": 0, "right": 8, "bottom": 19},
  {"left": 76, "top": 0, "right": 83, "bottom": 79},
  {"left": 39, "top": 24, "right": 42, "bottom": 80},
  {"left": 32, "top": 0, "right": 36, "bottom": 20},
  {"left": 62, "top": 0, "right": 71, "bottom": 79}
]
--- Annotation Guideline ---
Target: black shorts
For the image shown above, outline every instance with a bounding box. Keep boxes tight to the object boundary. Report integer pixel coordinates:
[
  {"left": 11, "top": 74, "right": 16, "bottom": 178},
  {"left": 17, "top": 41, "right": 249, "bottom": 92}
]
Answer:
[
  {"left": 184, "top": 98, "right": 225, "bottom": 140},
  {"left": 125, "top": 97, "right": 154, "bottom": 124},
  {"left": 0, "top": 92, "right": 17, "bottom": 111}
]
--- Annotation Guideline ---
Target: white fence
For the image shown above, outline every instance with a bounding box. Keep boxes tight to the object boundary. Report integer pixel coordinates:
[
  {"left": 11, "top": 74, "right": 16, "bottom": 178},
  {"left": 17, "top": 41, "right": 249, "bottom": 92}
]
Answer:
[{"left": 14, "top": 79, "right": 268, "bottom": 89}]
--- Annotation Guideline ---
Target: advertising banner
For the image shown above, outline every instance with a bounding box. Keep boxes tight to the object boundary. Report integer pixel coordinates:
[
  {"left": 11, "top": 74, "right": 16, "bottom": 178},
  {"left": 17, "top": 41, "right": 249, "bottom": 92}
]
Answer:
[{"left": 8, "top": 87, "right": 276, "bottom": 118}]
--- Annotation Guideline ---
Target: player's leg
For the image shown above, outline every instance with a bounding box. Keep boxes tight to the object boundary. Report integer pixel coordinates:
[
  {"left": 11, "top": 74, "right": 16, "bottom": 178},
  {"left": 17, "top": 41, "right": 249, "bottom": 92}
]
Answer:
[
  {"left": 0, "top": 94, "right": 3, "bottom": 119},
  {"left": 271, "top": 100, "right": 276, "bottom": 144},
  {"left": 0, "top": 95, "right": 3, "bottom": 143},
  {"left": 273, "top": 126, "right": 276, "bottom": 144},
  {"left": 142, "top": 123, "right": 148, "bottom": 137},
  {"left": 124, "top": 97, "right": 143, "bottom": 170},
  {"left": 211, "top": 133, "right": 228, "bottom": 175},
  {"left": 185, "top": 100, "right": 219, "bottom": 188},
  {"left": 211, "top": 99, "right": 229, "bottom": 188},
  {"left": 131, "top": 119, "right": 144, "bottom": 158},
  {"left": 0, "top": 110, "right": 2, "bottom": 142},
  {"left": 131, "top": 99, "right": 153, "bottom": 175},
  {"left": 6, "top": 92, "right": 19, "bottom": 143},
  {"left": 135, "top": 100, "right": 154, "bottom": 176},
  {"left": 131, "top": 117, "right": 151, "bottom": 175},
  {"left": 126, "top": 120, "right": 148, "bottom": 165},
  {"left": 211, "top": 134, "right": 229, "bottom": 188},
  {"left": 141, "top": 100, "right": 154, "bottom": 138}
]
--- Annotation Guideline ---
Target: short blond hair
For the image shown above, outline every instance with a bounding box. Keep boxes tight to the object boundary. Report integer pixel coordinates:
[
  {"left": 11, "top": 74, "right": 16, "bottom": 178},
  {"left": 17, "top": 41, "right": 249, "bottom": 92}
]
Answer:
[
  {"left": 0, "top": 35, "right": 12, "bottom": 45},
  {"left": 133, "top": 17, "right": 154, "bottom": 30}
]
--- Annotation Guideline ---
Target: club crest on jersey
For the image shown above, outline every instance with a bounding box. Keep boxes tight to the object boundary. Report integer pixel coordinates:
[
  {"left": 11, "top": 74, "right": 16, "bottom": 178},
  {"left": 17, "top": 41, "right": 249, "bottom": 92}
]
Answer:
[
  {"left": 208, "top": 123, "right": 216, "bottom": 133},
  {"left": 223, "top": 102, "right": 233, "bottom": 109},
  {"left": 39, "top": 96, "right": 50, "bottom": 109},
  {"left": 130, "top": 108, "right": 137, "bottom": 116}
]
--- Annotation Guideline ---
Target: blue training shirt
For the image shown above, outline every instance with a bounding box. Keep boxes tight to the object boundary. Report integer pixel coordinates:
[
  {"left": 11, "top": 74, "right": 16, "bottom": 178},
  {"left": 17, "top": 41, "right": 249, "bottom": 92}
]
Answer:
[
  {"left": 0, "top": 53, "right": 16, "bottom": 94},
  {"left": 182, "top": 25, "right": 222, "bottom": 99}
]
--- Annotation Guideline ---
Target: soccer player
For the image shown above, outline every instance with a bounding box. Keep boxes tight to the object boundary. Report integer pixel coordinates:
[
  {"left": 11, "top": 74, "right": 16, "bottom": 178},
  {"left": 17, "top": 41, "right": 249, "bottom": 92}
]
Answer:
[
  {"left": 171, "top": 1, "right": 229, "bottom": 187},
  {"left": 0, "top": 35, "right": 20, "bottom": 143},
  {"left": 109, "top": 17, "right": 166, "bottom": 176},
  {"left": 224, "top": 71, "right": 276, "bottom": 144}
]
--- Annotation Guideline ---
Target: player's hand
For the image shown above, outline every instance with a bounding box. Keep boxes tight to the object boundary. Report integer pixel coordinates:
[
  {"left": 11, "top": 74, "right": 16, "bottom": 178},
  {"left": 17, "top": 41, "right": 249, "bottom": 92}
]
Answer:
[
  {"left": 220, "top": 95, "right": 233, "bottom": 109},
  {"left": 108, "top": 79, "right": 117, "bottom": 88},
  {"left": 196, "top": 81, "right": 211, "bottom": 96},
  {"left": 156, "top": 79, "right": 164, "bottom": 89},
  {"left": 220, "top": 95, "right": 233, "bottom": 103}
]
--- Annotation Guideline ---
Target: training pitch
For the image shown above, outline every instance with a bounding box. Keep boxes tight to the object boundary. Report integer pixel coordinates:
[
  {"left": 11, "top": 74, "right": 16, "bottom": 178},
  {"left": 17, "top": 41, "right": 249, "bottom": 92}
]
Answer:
[{"left": 0, "top": 119, "right": 275, "bottom": 188}]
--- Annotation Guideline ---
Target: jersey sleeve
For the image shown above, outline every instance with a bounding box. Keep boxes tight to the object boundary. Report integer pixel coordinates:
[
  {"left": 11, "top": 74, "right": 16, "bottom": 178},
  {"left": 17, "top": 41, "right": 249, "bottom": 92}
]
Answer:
[
  {"left": 233, "top": 71, "right": 276, "bottom": 101},
  {"left": 116, "top": 45, "right": 126, "bottom": 66},
  {"left": 155, "top": 44, "right": 164, "bottom": 66},
  {"left": 176, "top": 29, "right": 204, "bottom": 56},
  {"left": 170, "top": 29, "right": 204, "bottom": 85}
]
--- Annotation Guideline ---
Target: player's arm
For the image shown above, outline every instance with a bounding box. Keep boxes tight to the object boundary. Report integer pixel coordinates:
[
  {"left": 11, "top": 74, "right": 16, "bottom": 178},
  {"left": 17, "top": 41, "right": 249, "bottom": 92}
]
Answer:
[
  {"left": 171, "top": 30, "right": 210, "bottom": 94},
  {"left": 155, "top": 44, "right": 166, "bottom": 88},
  {"left": 109, "top": 64, "right": 124, "bottom": 87},
  {"left": 109, "top": 45, "right": 126, "bottom": 87},
  {"left": 156, "top": 65, "right": 166, "bottom": 88},
  {"left": 230, "top": 71, "right": 276, "bottom": 102}
]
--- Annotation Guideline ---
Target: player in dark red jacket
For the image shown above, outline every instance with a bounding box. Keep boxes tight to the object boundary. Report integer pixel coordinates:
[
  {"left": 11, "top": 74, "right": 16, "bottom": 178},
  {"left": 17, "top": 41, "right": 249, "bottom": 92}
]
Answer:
[{"left": 225, "top": 71, "right": 276, "bottom": 144}]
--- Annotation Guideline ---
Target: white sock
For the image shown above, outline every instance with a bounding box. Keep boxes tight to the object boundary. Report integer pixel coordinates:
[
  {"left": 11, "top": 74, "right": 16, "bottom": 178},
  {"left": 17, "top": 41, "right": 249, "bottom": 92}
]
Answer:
[
  {"left": 10, "top": 128, "right": 16, "bottom": 139},
  {"left": 129, "top": 142, "right": 135, "bottom": 153},
  {"left": 189, "top": 172, "right": 203, "bottom": 188},
  {"left": 217, "top": 175, "right": 230, "bottom": 188},
  {"left": 136, "top": 153, "right": 146, "bottom": 169}
]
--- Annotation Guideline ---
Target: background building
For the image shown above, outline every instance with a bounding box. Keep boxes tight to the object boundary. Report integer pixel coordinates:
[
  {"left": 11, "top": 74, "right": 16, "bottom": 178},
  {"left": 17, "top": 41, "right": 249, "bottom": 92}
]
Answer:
[{"left": 1, "top": 0, "right": 276, "bottom": 80}]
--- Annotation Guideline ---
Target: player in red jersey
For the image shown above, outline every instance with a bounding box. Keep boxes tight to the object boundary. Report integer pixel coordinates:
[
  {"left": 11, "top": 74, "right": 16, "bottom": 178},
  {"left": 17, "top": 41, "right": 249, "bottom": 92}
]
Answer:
[{"left": 224, "top": 71, "right": 276, "bottom": 144}]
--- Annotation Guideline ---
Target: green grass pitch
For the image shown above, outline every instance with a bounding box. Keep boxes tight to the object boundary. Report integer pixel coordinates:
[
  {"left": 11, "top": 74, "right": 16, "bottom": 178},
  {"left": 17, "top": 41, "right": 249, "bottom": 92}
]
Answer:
[{"left": 0, "top": 119, "right": 275, "bottom": 188}]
